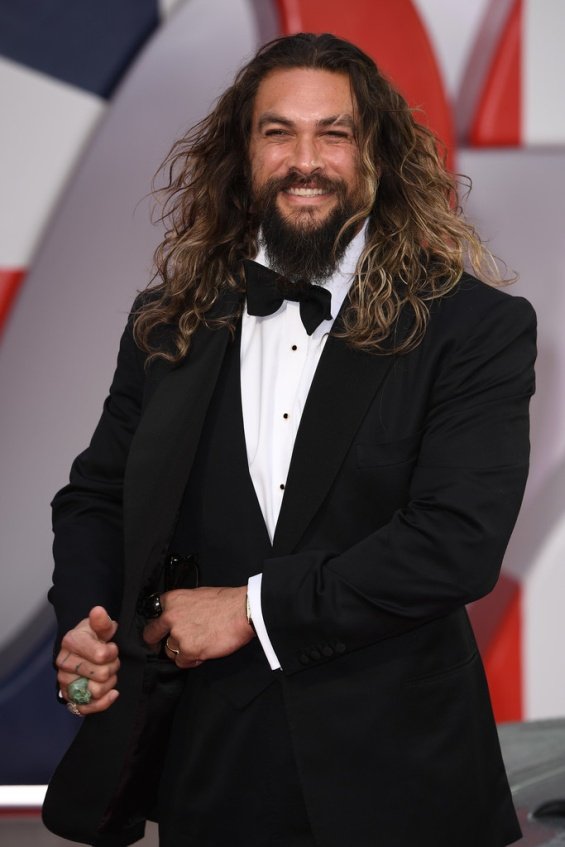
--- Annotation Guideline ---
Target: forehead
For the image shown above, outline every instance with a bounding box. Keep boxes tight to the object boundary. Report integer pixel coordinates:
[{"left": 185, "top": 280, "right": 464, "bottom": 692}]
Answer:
[{"left": 251, "top": 68, "right": 355, "bottom": 125}]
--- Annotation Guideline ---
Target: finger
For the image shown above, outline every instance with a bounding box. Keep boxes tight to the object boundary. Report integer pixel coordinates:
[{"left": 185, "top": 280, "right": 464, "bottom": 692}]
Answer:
[
  {"left": 176, "top": 656, "right": 204, "bottom": 670},
  {"left": 56, "top": 647, "right": 120, "bottom": 678},
  {"left": 61, "top": 674, "right": 114, "bottom": 700},
  {"left": 58, "top": 658, "right": 120, "bottom": 688},
  {"left": 84, "top": 675, "right": 118, "bottom": 700},
  {"left": 88, "top": 606, "right": 118, "bottom": 643},
  {"left": 55, "top": 647, "right": 76, "bottom": 671},
  {"left": 60, "top": 630, "right": 118, "bottom": 666},
  {"left": 143, "top": 617, "right": 169, "bottom": 646},
  {"left": 58, "top": 634, "right": 116, "bottom": 666},
  {"left": 163, "top": 637, "right": 179, "bottom": 655},
  {"left": 59, "top": 670, "right": 117, "bottom": 697},
  {"left": 63, "top": 675, "right": 118, "bottom": 703},
  {"left": 71, "top": 688, "right": 120, "bottom": 716}
]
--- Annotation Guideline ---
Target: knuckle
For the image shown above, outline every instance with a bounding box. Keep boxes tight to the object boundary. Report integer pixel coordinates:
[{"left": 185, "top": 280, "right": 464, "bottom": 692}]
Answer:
[
  {"left": 92, "top": 647, "right": 108, "bottom": 664},
  {"left": 160, "top": 611, "right": 172, "bottom": 628},
  {"left": 91, "top": 681, "right": 108, "bottom": 699},
  {"left": 102, "top": 668, "right": 117, "bottom": 685}
]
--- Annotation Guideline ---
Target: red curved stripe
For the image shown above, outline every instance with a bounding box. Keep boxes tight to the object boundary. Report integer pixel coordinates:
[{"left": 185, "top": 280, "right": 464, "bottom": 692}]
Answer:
[
  {"left": 483, "top": 589, "right": 522, "bottom": 722},
  {"left": 276, "top": 0, "right": 455, "bottom": 163},
  {"left": 468, "top": 573, "right": 523, "bottom": 722},
  {"left": 0, "top": 269, "right": 26, "bottom": 335},
  {"left": 470, "top": 0, "right": 522, "bottom": 147}
]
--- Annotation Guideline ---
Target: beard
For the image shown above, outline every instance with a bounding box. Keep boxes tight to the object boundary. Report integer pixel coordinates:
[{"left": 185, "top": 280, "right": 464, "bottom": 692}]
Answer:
[{"left": 253, "top": 172, "right": 364, "bottom": 283}]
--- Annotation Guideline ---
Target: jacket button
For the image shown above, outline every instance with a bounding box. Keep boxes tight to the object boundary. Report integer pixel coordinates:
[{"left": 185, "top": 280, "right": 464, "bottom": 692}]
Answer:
[
  {"left": 321, "top": 645, "right": 334, "bottom": 657},
  {"left": 309, "top": 648, "right": 321, "bottom": 661},
  {"left": 335, "top": 642, "right": 346, "bottom": 654},
  {"left": 299, "top": 653, "right": 310, "bottom": 665}
]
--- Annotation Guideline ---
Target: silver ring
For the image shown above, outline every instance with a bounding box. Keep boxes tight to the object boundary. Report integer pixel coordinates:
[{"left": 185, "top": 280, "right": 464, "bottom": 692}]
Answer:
[
  {"left": 66, "top": 701, "right": 82, "bottom": 717},
  {"left": 165, "top": 637, "right": 180, "bottom": 656}
]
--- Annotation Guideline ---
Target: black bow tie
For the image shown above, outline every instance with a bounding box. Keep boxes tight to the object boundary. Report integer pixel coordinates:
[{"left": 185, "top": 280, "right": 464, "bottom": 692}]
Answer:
[{"left": 243, "top": 260, "right": 333, "bottom": 336}]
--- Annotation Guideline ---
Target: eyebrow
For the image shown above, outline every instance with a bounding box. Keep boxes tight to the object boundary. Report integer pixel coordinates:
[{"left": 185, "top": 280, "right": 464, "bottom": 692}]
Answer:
[{"left": 257, "top": 112, "right": 355, "bottom": 130}]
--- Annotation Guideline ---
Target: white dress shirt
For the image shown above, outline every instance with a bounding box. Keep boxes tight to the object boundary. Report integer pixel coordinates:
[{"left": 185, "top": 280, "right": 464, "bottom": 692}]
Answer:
[{"left": 242, "top": 224, "right": 367, "bottom": 670}]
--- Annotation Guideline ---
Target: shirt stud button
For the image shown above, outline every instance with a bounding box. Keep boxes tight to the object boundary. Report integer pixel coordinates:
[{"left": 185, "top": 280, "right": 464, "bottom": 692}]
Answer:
[
  {"left": 280, "top": 483, "right": 285, "bottom": 490},
  {"left": 283, "top": 413, "right": 289, "bottom": 419},
  {"left": 292, "top": 345, "right": 298, "bottom": 351}
]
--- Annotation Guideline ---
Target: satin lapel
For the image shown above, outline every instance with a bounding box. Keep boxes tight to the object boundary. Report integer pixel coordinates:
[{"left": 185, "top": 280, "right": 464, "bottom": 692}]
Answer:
[
  {"left": 122, "top": 296, "right": 240, "bottom": 606},
  {"left": 272, "top": 335, "right": 396, "bottom": 555}
]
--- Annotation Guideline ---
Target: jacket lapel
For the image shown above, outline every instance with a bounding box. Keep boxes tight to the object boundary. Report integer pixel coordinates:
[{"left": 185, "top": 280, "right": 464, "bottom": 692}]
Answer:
[
  {"left": 272, "top": 335, "right": 396, "bottom": 555},
  {"left": 122, "top": 294, "right": 241, "bottom": 604},
  {"left": 122, "top": 286, "right": 405, "bottom": 599}
]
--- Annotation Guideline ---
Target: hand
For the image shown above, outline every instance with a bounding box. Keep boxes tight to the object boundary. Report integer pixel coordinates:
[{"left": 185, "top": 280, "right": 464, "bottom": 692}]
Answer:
[
  {"left": 143, "top": 586, "right": 255, "bottom": 669},
  {"left": 56, "top": 606, "right": 120, "bottom": 715}
]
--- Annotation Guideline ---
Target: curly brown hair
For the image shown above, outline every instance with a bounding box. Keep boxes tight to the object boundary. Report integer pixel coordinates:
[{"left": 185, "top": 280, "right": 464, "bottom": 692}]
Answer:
[{"left": 134, "top": 32, "right": 503, "bottom": 363}]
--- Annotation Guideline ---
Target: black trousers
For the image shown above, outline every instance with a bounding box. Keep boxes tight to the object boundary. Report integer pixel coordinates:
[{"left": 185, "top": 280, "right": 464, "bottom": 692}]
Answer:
[{"left": 158, "top": 673, "right": 316, "bottom": 847}]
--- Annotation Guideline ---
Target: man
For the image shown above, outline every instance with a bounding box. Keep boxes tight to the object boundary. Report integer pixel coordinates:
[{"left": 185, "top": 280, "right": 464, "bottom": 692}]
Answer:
[{"left": 43, "top": 32, "right": 535, "bottom": 847}]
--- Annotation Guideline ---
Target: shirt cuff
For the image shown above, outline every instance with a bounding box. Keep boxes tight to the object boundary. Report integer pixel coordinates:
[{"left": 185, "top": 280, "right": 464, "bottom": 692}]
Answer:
[{"left": 247, "top": 573, "right": 281, "bottom": 670}]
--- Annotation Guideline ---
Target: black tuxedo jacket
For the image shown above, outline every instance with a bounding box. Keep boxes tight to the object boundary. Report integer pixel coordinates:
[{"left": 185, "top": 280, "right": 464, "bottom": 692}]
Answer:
[{"left": 43, "top": 274, "right": 536, "bottom": 847}]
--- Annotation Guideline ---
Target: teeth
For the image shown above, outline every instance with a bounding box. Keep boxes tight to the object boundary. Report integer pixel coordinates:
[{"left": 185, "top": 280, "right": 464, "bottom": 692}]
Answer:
[{"left": 286, "top": 187, "right": 325, "bottom": 196}]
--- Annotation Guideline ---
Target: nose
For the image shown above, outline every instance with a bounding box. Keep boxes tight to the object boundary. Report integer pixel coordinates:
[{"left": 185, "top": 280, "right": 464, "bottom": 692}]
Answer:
[{"left": 289, "top": 133, "right": 322, "bottom": 174}]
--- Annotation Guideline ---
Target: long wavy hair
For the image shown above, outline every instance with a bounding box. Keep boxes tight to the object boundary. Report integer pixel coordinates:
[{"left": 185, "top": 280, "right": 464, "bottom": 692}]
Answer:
[{"left": 134, "top": 32, "right": 503, "bottom": 363}]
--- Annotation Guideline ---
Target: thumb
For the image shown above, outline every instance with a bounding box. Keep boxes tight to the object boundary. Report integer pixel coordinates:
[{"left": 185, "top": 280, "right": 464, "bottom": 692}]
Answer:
[{"left": 89, "top": 606, "right": 118, "bottom": 642}]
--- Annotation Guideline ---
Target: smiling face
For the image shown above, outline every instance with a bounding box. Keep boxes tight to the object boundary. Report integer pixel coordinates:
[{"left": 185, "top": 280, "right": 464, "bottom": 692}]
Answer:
[
  {"left": 248, "top": 67, "right": 366, "bottom": 280},
  {"left": 249, "top": 67, "right": 363, "bottom": 230}
]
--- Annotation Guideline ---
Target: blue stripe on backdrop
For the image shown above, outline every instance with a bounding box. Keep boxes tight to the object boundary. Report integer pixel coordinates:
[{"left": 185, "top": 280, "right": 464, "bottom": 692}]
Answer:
[
  {"left": 0, "top": 626, "right": 79, "bottom": 784},
  {"left": 0, "top": 0, "right": 159, "bottom": 98},
  {"left": 0, "top": 0, "right": 163, "bottom": 786}
]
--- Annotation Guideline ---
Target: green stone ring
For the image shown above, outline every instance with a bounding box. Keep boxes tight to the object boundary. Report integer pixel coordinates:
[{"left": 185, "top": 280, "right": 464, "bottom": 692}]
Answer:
[{"left": 68, "top": 676, "right": 92, "bottom": 706}]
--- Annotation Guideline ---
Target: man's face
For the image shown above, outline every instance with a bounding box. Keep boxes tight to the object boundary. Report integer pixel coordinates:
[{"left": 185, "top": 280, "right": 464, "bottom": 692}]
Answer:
[{"left": 249, "top": 67, "right": 362, "bottom": 232}]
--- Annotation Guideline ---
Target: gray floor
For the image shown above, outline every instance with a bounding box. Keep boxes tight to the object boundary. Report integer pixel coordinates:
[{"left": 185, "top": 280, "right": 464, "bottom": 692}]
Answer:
[
  {"left": 0, "top": 817, "right": 158, "bottom": 846},
  {"left": 499, "top": 719, "right": 565, "bottom": 846},
  {"left": 2, "top": 720, "right": 565, "bottom": 846}
]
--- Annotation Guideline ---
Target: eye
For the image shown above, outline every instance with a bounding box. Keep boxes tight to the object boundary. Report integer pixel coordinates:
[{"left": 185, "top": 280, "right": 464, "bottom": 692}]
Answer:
[
  {"left": 323, "top": 130, "right": 351, "bottom": 139},
  {"left": 264, "top": 128, "right": 289, "bottom": 137}
]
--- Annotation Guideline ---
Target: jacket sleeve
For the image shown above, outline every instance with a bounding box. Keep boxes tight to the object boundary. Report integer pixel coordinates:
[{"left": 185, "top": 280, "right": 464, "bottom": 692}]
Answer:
[
  {"left": 49, "top": 310, "right": 146, "bottom": 645},
  {"left": 260, "top": 293, "right": 537, "bottom": 673}
]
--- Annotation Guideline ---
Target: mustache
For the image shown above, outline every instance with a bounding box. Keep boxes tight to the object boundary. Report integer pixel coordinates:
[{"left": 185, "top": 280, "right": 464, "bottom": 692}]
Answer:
[
  {"left": 253, "top": 170, "right": 348, "bottom": 210},
  {"left": 274, "top": 171, "right": 342, "bottom": 192}
]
